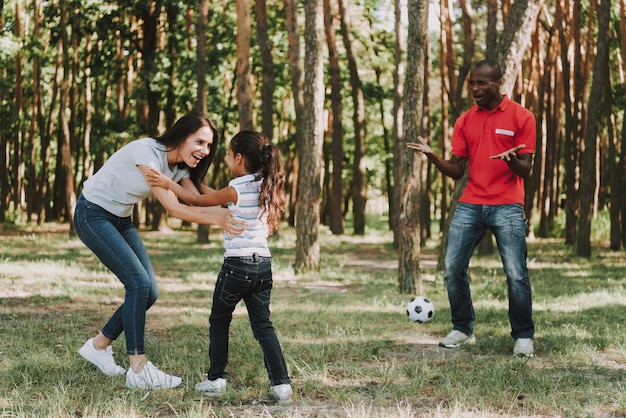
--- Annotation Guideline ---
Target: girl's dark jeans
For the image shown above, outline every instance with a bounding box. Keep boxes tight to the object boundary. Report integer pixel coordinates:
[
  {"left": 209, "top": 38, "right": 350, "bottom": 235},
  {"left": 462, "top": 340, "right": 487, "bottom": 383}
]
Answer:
[{"left": 207, "top": 255, "right": 291, "bottom": 386}]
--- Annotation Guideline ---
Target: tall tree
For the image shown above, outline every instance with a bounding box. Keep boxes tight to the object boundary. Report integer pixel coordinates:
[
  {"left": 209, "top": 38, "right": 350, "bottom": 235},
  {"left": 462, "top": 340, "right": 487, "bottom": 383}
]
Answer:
[
  {"left": 255, "top": 0, "right": 275, "bottom": 137},
  {"left": 577, "top": 0, "right": 610, "bottom": 256},
  {"left": 495, "top": 0, "right": 543, "bottom": 94},
  {"left": 324, "top": 0, "right": 344, "bottom": 234},
  {"left": 139, "top": 0, "right": 162, "bottom": 135},
  {"left": 57, "top": 0, "right": 77, "bottom": 232},
  {"left": 564, "top": 0, "right": 588, "bottom": 244},
  {"left": 397, "top": 0, "right": 428, "bottom": 294},
  {"left": 619, "top": 0, "right": 626, "bottom": 249},
  {"left": 237, "top": 0, "right": 253, "bottom": 130},
  {"left": 196, "top": 0, "right": 211, "bottom": 244},
  {"left": 285, "top": 0, "right": 305, "bottom": 226},
  {"left": 12, "top": 0, "right": 24, "bottom": 219},
  {"left": 294, "top": 0, "right": 325, "bottom": 272},
  {"left": 437, "top": 0, "right": 455, "bottom": 236},
  {"left": 338, "top": 0, "right": 367, "bottom": 235},
  {"left": 391, "top": 0, "right": 405, "bottom": 247}
]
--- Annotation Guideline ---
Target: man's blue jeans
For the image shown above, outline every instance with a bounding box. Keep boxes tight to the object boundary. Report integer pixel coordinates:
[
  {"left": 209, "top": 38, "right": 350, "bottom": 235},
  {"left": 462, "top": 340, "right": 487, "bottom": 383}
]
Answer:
[
  {"left": 207, "top": 255, "right": 291, "bottom": 386},
  {"left": 74, "top": 194, "right": 158, "bottom": 355},
  {"left": 445, "top": 203, "right": 534, "bottom": 339}
]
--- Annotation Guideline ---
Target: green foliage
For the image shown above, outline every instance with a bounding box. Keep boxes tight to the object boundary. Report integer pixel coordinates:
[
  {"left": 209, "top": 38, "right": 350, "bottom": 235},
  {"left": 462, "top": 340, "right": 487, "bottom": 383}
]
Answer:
[{"left": 547, "top": 208, "right": 614, "bottom": 243}]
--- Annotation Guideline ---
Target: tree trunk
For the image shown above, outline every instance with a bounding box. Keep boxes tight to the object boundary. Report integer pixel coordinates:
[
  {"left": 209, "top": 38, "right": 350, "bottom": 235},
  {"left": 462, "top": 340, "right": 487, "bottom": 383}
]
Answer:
[
  {"left": 397, "top": 0, "right": 429, "bottom": 294},
  {"left": 13, "top": 0, "right": 24, "bottom": 217},
  {"left": 255, "top": 0, "right": 275, "bottom": 138},
  {"left": 324, "top": 0, "right": 344, "bottom": 234},
  {"left": 377, "top": 68, "right": 393, "bottom": 231},
  {"left": 237, "top": 0, "right": 253, "bottom": 130},
  {"left": 607, "top": 103, "right": 620, "bottom": 250},
  {"left": 437, "top": 0, "right": 474, "bottom": 270},
  {"left": 196, "top": 0, "right": 211, "bottom": 244},
  {"left": 437, "top": 0, "right": 454, "bottom": 237},
  {"left": 138, "top": 1, "right": 165, "bottom": 231},
  {"left": 420, "top": 52, "right": 431, "bottom": 243},
  {"left": 141, "top": 1, "right": 161, "bottom": 136},
  {"left": 391, "top": 0, "right": 405, "bottom": 247},
  {"left": 577, "top": 0, "right": 610, "bottom": 256},
  {"left": 615, "top": 0, "right": 626, "bottom": 249},
  {"left": 565, "top": 0, "right": 587, "bottom": 244},
  {"left": 285, "top": 0, "right": 305, "bottom": 227},
  {"left": 294, "top": 0, "right": 325, "bottom": 273},
  {"left": 338, "top": 0, "right": 367, "bottom": 235},
  {"left": 495, "top": 0, "right": 542, "bottom": 95},
  {"left": 614, "top": 0, "right": 626, "bottom": 250},
  {"left": 58, "top": 0, "right": 77, "bottom": 233}
]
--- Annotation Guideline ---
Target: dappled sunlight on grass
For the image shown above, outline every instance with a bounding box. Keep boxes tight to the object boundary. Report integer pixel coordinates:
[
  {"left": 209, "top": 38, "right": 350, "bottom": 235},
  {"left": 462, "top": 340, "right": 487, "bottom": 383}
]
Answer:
[{"left": 1, "top": 223, "right": 625, "bottom": 416}]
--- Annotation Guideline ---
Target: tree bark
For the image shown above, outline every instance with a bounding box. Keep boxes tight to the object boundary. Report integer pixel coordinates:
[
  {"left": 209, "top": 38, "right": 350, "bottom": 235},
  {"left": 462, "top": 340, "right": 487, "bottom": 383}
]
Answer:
[
  {"left": 397, "top": 0, "right": 429, "bottom": 294},
  {"left": 495, "top": 0, "right": 543, "bottom": 95},
  {"left": 391, "top": 0, "right": 405, "bottom": 247},
  {"left": 237, "top": 0, "right": 253, "bottom": 130},
  {"left": 196, "top": 0, "right": 211, "bottom": 244},
  {"left": 338, "top": 0, "right": 367, "bottom": 235},
  {"left": 613, "top": 0, "right": 626, "bottom": 249},
  {"left": 255, "top": 0, "right": 275, "bottom": 137},
  {"left": 285, "top": 0, "right": 305, "bottom": 227},
  {"left": 577, "top": 0, "right": 610, "bottom": 256},
  {"left": 324, "top": 0, "right": 344, "bottom": 234},
  {"left": 58, "top": 0, "right": 77, "bottom": 233},
  {"left": 294, "top": 0, "right": 325, "bottom": 273}
]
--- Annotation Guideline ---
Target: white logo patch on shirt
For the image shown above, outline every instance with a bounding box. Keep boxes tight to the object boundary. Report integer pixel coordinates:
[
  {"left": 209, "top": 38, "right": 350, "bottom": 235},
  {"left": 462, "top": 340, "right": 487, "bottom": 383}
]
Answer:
[{"left": 495, "top": 128, "right": 515, "bottom": 136}]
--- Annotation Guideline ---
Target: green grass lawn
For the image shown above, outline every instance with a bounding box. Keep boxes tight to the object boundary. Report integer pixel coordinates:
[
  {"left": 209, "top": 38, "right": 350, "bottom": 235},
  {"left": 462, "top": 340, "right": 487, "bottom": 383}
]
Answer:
[{"left": 1, "top": 221, "right": 625, "bottom": 417}]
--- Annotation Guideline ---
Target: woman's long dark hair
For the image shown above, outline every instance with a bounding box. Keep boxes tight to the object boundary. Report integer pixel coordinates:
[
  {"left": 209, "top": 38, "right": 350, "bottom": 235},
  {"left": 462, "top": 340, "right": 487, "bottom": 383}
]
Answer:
[
  {"left": 155, "top": 111, "right": 219, "bottom": 189},
  {"left": 229, "top": 130, "right": 286, "bottom": 234}
]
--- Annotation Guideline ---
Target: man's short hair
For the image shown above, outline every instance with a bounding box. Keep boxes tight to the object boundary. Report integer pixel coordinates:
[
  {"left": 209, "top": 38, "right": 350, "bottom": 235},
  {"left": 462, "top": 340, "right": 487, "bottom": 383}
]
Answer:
[{"left": 474, "top": 59, "right": 502, "bottom": 80}]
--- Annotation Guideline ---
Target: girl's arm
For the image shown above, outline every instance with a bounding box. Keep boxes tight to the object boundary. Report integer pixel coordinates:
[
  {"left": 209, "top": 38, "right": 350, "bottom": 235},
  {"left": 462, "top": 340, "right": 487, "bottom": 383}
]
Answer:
[
  {"left": 146, "top": 167, "right": 237, "bottom": 207},
  {"left": 137, "top": 165, "right": 245, "bottom": 235}
]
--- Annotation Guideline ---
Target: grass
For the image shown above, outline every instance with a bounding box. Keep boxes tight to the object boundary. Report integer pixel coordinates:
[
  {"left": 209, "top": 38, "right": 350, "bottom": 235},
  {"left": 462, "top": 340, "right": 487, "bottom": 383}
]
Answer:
[{"left": 1, "top": 219, "right": 625, "bottom": 417}]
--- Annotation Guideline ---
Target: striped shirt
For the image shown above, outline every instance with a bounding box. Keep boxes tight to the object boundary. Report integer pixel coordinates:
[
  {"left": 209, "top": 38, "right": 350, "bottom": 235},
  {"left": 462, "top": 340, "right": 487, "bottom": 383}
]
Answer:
[{"left": 223, "top": 173, "right": 271, "bottom": 257}]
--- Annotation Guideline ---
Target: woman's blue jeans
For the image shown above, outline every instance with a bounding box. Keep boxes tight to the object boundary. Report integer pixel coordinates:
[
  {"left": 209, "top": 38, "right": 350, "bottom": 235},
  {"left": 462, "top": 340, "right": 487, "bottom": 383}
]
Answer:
[
  {"left": 207, "top": 255, "right": 291, "bottom": 386},
  {"left": 74, "top": 194, "right": 158, "bottom": 355},
  {"left": 445, "top": 203, "right": 534, "bottom": 339}
]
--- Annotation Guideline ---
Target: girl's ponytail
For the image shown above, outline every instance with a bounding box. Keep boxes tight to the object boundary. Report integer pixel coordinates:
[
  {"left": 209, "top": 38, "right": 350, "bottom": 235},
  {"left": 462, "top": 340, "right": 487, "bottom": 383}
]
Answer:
[{"left": 230, "top": 131, "right": 286, "bottom": 234}]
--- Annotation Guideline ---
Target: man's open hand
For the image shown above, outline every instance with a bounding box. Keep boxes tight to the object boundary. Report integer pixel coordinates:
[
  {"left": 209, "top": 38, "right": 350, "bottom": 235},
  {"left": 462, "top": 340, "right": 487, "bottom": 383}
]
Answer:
[{"left": 490, "top": 144, "right": 526, "bottom": 161}]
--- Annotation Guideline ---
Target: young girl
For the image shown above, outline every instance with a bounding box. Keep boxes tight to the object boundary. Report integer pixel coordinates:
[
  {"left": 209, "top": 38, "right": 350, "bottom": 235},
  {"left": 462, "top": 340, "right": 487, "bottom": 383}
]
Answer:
[
  {"left": 147, "top": 130, "right": 293, "bottom": 403},
  {"left": 75, "top": 112, "right": 245, "bottom": 390}
]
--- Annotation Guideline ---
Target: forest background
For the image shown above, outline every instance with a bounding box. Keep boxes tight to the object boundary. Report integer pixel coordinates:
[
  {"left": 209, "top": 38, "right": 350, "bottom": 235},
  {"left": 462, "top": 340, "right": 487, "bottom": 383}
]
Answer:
[{"left": 0, "top": 0, "right": 625, "bottom": 293}]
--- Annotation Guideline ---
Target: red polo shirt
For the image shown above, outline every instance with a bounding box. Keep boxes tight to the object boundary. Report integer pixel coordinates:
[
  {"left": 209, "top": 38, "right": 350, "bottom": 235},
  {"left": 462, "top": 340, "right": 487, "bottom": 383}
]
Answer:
[{"left": 451, "top": 96, "right": 536, "bottom": 205}]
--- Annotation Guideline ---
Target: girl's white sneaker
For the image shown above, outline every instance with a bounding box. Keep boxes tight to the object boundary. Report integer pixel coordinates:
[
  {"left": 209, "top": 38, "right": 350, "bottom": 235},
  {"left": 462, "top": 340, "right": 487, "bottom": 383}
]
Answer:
[
  {"left": 125, "top": 361, "right": 182, "bottom": 389},
  {"left": 270, "top": 383, "right": 293, "bottom": 403}
]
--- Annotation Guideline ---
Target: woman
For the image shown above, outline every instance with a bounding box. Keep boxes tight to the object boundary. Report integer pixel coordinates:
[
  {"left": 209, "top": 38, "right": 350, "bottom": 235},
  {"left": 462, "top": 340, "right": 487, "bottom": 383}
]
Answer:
[{"left": 74, "top": 112, "right": 244, "bottom": 389}]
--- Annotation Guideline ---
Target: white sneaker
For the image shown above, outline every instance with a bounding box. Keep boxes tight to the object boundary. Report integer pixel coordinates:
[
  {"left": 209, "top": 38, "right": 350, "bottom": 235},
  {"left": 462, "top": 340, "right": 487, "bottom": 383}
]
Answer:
[
  {"left": 270, "top": 383, "right": 293, "bottom": 404},
  {"left": 78, "top": 338, "right": 126, "bottom": 376},
  {"left": 513, "top": 338, "right": 534, "bottom": 357},
  {"left": 438, "top": 330, "right": 477, "bottom": 348},
  {"left": 195, "top": 378, "right": 227, "bottom": 397},
  {"left": 125, "top": 361, "right": 182, "bottom": 389}
]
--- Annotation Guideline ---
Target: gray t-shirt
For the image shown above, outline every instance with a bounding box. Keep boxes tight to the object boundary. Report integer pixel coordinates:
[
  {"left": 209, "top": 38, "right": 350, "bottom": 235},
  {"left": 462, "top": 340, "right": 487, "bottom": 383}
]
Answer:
[{"left": 82, "top": 137, "right": 189, "bottom": 217}]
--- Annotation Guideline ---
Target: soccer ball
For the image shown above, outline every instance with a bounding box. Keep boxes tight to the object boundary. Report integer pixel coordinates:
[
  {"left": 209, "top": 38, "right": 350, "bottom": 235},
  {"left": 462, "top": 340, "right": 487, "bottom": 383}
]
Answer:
[{"left": 406, "top": 296, "right": 435, "bottom": 323}]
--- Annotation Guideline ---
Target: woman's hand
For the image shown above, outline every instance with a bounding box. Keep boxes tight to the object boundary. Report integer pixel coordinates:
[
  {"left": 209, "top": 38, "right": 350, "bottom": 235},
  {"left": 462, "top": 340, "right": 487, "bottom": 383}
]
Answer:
[{"left": 201, "top": 206, "right": 246, "bottom": 236}]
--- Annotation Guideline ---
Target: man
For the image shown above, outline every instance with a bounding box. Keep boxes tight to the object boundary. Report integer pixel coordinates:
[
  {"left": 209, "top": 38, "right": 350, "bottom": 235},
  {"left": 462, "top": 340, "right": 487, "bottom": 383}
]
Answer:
[{"left": 407, "top": 59, "right": 535, "bottom": 357}]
